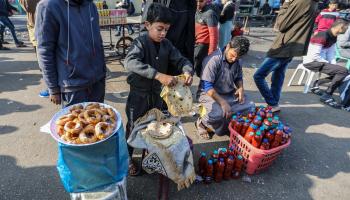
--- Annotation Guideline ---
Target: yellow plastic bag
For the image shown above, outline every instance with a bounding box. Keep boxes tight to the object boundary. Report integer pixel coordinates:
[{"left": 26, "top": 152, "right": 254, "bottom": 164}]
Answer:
[{"left": 160, "top": 75, "right": 193, "bottom": 117}]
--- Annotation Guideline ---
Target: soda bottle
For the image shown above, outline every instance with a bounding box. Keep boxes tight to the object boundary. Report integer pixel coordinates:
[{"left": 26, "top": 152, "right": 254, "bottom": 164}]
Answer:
[
  {"left": 281, "top": 132, "right": 289, "bottom": 145},
  {"left": 214, "top": 158, "right": 225, "bottom": 183},
  {"left": 244, "top": 132, "right": 255, "bottom": 143},
  {"left": 272, "top": 116, "right": 279, "bottom": 129},
  {"left": 211, "top": 150, "right": 219, "bottom": 165},
  {"left": 263, "top": 117, "right": 273, "bottom": 130},
  {"left": 266, "top": 110, "right": 273, "bottom": 118},
  {"left": 218, "top": 148, "right": 227, "bottom": 160},
  {"left": 258, "top": 106, "right": 266, "bottom": 119},
  {"left": 260, "top": 138, "right": 270, "bottom": 150},
  {"left": 232, "top": 155, "right": 244, "bottom": 179},
  {"left": 240, "top": 119, "right": 250, "bottom": 137},
  {"left": 259, "top": 126, "right": 266, "bottom": 136},
  {"left": 271, "top": 126, "right": 284, "bottom": 148},
  {"left": 204, "top": 160, "right": 214, "bottom": 184},
  {"left": 245, "top": 123, "right": 258, "bottom": 136},
  {"left": 265, "top": 129, "right": 275, "bottom": 143},
  {"left": 223, "top": 156, "right": 235, "bottom": 180},
  {"left": 228, "top": 146, "right": 235, "bottom": 157},
  {"left": 247, "top": 111, "right": 255, "bottom": 121},
  {"left": 253, "top": 115, "right": 263, "bottom": 127},
  {"left": 251, "top": 131, "right": 263, "bottom": 148},
  {"left": 231, "top": 115, "right": 238, "bottom": 128},
  {"left": 198, "top": 152, "right": 207, "bottom": 177},
  {"left": 234, "top": 118, "right": 243, "bottom": 133}
]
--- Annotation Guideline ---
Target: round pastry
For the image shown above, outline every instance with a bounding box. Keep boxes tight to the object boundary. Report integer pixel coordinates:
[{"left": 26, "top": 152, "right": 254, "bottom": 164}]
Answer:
[
  {"left": 56, "top": 114, "right": 75, "bottom": 126},
  {"left": 79, "top": 125, "right": 98, "bottom": 144},
  {"left": 78, "top": 112, "right": 89, "bottom": 125},
  {"left": 71, "top": 109, "right": 84, "bottom": 118},
  {"left": 56, "top": 125, "right": 65, "bottom": 136},
  {"left": 107, "top": 108, "right": 116, "bottom": 119},
  {"left": 69, "top": 104, "right": 84, "bottom": 112},
  {"left": 64, "top": 121, "right": 83, "bottom": 134},
  {"left": 84, "top": 109, "right": 102, "bottom": 124},
  {"left": 85, "top": 103, "right": 100, "bottom": 110},
  {"left": 96, "top": 107, "right": 108, "bottom": 116},
  {"left": 95, "top": 122, "right": 113, "bottom": 140}
]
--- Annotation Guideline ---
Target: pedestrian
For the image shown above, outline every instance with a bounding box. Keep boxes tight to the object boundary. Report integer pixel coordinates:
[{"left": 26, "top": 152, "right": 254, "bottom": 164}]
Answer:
[
  {"left": 0, "top": 0, "right": 26, "bottom": 47},
  {"left": 253, "top": 0, "right": 319, "bottom": 113},
  {"left": 303, "top": 19, "right": 349, "bottom": 108},
  {"left": 314, "top": 0, "right": 339, "bottom": 35},
  {"left": 337, "top": 25, "right": 350, "bottom": 58},
  {"left": 102, "top": 0, "right": 108, "bottom": 9},
  {"left": 231, "top": 21, "right": 244, "bottom": 39},
  {"left": 194, "top": 0, "right": 219, "bottom": 77},
  {"left": 115, "top": 0, "right": 134, "bottom": 36},
  {"left": 260, "top": 0, "right": 272, "bottom": 15},
  {"left": 124, "top": 3, "right": 193, "bottom": 175},
  {"left": 0, "top": 21, "right": 9, "bottom": 50},
  {"left": 35, "top": 0, "right": 107, "bottom": 107},
  {"left": 196, "top": 36, "right": 253, "bottom": 139},
  {"left": 218, "top": 0, "right": 235, "bottom": 49}
]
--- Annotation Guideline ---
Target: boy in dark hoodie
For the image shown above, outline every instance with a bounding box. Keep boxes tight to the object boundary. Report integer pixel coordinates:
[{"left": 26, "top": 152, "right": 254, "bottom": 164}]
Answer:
[
  {"left": 124, "top": 3, "right": 194, "bottom": 175},
  {"left": 35, "top": 0, "right": 106, "bottom": 107}
]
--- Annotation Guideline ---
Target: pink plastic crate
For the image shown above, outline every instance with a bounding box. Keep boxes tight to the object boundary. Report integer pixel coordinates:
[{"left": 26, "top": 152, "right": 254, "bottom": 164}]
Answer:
[{"left": 229, "top": 121, "right": 291, "bottom": 175}]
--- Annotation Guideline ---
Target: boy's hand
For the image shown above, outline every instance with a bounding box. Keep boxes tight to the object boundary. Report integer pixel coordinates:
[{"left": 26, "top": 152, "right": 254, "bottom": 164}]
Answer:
[
  {"left": 184, "top": 72, "right": 193, "bottom": 86},
  {"left": 235, "top": 88, "right": 245, "bottom": 104},
  {"left": 220, "top": 100, "right": 232, "bottom": 119},
  {"left": 50, "top": 94, "right": 61, "bottom": 105},
  {"left": 155, "top": 73, "right": 177, "bottom": 87}
]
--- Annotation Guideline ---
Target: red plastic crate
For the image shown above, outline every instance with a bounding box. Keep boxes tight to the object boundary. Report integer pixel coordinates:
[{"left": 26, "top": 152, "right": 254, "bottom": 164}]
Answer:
[{"left": 229, "top": 121, "right": 291, "bottom": 175}]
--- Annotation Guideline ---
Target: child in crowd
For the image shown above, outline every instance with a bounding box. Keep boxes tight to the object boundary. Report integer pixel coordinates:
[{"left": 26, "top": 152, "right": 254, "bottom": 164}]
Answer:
[
  {"left": 314, "top": 0, "right": 339, "bottom": 35},
  {"left": 231, "top": 22, "right": 244, "bottom": 39},
  {"left": 124, "top": 3, "right": 194, "bottom": 175}
]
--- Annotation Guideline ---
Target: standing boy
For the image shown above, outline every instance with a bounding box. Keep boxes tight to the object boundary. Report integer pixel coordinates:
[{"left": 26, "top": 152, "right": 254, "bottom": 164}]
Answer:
[{"left": 124, "top": 3, "right": 194, "bottom": 175}]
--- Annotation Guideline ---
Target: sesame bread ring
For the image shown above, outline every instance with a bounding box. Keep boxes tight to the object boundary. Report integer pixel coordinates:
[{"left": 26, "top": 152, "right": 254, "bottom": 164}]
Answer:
[
  {"left": 64, "top": 121, "right": 83, "bottom": 134},
  {"left": 56, "top": 114, "right": 75, "bottom": 126},
  {"left": 85, "top": 103, "right": 100, "bottom": 110},
  {"left": 79, "top": 125, "right": 98, "bottom": 144},
  {"left": 71, "top": 109, "right": 84, "bottom": 118},
  {"left": 56, "top": 125, "right": 65, "bottom": 136},
  {"left": 69, "top": 104, "right": 84, "bottom": 112},
  {"left": 78, "top": 112, "right": 89, "bottom": 125},
  {"left": 84, "top": 109, "right": 102, "bottom": 124},
  {"left": 95, "top": 122, "right": 113, "bottom": 140}
]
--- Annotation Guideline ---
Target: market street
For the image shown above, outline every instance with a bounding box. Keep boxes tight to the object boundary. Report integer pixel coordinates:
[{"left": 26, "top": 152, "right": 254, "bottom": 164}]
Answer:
[{"left": 1, "top": 16, "right": 350, "bottom": 200}]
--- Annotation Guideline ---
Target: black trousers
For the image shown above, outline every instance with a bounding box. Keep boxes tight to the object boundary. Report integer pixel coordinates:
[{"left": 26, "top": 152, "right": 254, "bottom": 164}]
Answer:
[
  {"left": 304, "top": 61, "right": 349, "bottom": 95},
  {"left": 125, "top": 89, "right": 164, "bottom": 157},
  {"left": 194, "top": 43, "right": 209, "bottom": 77},
  {"left": 62, "top": 78, "right": 106, "bottom": 107}
]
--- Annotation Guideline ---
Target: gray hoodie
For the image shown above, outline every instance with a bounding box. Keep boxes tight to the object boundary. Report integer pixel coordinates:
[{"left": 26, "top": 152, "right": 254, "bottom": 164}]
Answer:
[{"left": 35, "top": 0, "right": 106, "bottom": 94}]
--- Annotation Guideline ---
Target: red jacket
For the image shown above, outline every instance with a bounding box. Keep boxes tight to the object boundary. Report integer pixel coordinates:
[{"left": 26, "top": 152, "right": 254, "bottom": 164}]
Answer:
[{"left": 315, "top": 9, "right": 340, "bottom": 33}]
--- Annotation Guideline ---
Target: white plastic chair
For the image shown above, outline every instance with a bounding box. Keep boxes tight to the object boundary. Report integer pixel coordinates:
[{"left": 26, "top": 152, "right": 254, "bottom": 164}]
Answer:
[{"left": 288, "top": 64, "right": 320, "bottom": 93}]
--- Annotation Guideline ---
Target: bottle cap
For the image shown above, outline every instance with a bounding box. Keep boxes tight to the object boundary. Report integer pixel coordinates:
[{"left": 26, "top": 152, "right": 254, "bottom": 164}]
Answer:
[
  {"left": 256, "top": 131, "right": 261, "bottom": 136},
  {"left": 232, "top": 115, "right": 237, "bottom": 120},
  {"left": 219, "top": 158, "right": 224, "bottom": 162},
  {"left": 268, "top": 118, "right": 273, "bottom": 122},
  {"left": 278, "top": 126, "right": 283, "bottom": 130},
  {"left": 201, "top": 152, "right": 206, "bottom": 157},
  {"left": 252, "top": 124, "right": 258, "bottom": 129},
  {"left": 263, "top": 138, "right": 269, "bottom": 143},
  {"left": 245, "top": 119, "right": 250, "bottom": 123},
  {"left": 257, "top": 116, "right": 262, "bottom": 121},
  {"left": 237, "top": 155, "right": 243, "bottom": 160},
  {"left": 249, "top": 132, "right": 254, "bottom": 136},
  {"left": 274, "top": 116, "right": 279, "bottom": 120},
  {"left": 229, "top": 155, "right": 234, "bottom": 160},
  {"left": 269, "top": 130, "right": 275, "bottom": 134},
  {"left": 213, "top": 150, "right": 219, "bottom": 155},
  {"left": 208, "top": 160, "right": 213, "bottom": 164},
  {"left": 260, "top": 126, "right": 265, "bottom": 131},
  {"left": 222, "top": 148, "right": 227, "bottom": 152}
]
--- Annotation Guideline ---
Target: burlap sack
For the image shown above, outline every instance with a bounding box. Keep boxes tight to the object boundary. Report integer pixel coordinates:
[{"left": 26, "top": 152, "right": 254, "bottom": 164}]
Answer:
[{"left": 160, "top": 75, "right": 193, "bottom": 117}]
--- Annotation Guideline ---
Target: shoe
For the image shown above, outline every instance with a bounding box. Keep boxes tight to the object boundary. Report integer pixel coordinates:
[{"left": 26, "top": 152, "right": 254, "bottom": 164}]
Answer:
[
  {"left": 320, "top": 94, "right": 341, "bottom": 109},
  {"left": 39, "top": 89, "right": 50, "bottom": 98},
  {"left": 270, "top": 105, "right": 281, "bottom": 113},
  {"left": 0, "top": 46, "right": 10, "bottom": 50},
  {"left": 310, "top": 86, "right": 324, "bottom": 96},
  {"left": 2, "top": 41, "right": 9, "bottom": 44},
  {"left": 16, "top": 42, "right": 27, "bottom": 48},
  {"left": 115, "top": 32, "right": 121, "bottom": 36}
]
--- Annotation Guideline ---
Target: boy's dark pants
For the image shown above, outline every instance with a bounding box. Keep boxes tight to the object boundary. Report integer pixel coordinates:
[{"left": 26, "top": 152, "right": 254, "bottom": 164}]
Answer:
[
  {"left": 62, "top": 78, "right": 106, "bottom": 107},
  {"left": 304, "top": 61, "right": 349, "bottom": 95},
  {"left": 125, "top": 89, "right": 163, "bottom": 157},
  {"left": 194, "top": 43, "right": 209, "bottom": 77}
]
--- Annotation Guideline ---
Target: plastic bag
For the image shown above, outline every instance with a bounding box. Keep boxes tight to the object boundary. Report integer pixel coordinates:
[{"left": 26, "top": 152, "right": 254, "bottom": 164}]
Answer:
[
  {"left": 57, "top": 127, "right": 129, "bottom": 193},
  {"left": 160, "top": 75, "right": 193, "bottom": 117}
]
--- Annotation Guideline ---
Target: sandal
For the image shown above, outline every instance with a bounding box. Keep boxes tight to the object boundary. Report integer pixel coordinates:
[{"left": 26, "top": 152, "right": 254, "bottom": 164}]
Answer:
[
  {"left": 321, "top": 98, "right": 341, "bottom": 109},
  {"left": 342, "top": 106, "right": 350, "bottom": 112},
  {"left": 195, "top": 120, "right": 212, "bottom": 140},
  {"left": 129, "top": 160, "right": 140, "bottom": 176}
]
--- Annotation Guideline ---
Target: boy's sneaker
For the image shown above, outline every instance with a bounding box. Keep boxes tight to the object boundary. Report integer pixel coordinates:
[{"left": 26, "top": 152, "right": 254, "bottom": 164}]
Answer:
[
  {"left": 320, "top": 93, "right": 341, "bottom": 109},
  {"left": 271, "top": 105, "right": 281, "bottom": 113},
  {"left": 39, "top": 89, "right": 49, "bottom": 98}
]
